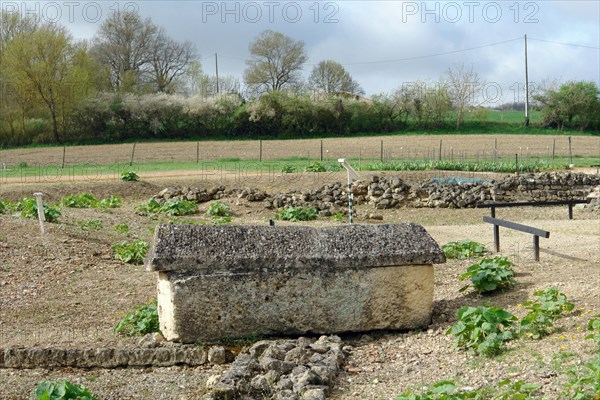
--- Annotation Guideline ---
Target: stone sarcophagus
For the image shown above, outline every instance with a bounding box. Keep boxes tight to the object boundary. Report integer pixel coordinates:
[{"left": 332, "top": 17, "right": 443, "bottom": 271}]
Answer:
[{"left": 145, "top": 224, "right": 445, "bottom": 343}]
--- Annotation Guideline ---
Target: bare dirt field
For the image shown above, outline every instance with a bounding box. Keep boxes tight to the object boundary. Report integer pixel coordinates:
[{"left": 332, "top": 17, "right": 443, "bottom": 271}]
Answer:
[
  {"left": 0, "top": 170, "right": 599, "bottom": 399},
  {"left": 1, "top": 134, "right": 598, "bottom": 165}
]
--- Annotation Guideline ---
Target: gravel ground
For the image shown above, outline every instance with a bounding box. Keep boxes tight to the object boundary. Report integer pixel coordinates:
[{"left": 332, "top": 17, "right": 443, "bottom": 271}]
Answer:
[{"left": 0, "top": 173, "right": 598, "bottom": 399}]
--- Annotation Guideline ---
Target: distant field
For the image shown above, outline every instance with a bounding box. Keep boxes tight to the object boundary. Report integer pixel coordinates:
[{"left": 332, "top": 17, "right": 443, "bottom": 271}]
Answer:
[{"left": 0, "top": 133, "right": 597, "bottom": 186}]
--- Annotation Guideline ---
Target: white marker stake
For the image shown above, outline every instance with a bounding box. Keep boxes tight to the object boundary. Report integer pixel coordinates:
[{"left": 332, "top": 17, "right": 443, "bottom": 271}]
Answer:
[{"left": 33, "top": 192, "right": 45, "bottom": 234}]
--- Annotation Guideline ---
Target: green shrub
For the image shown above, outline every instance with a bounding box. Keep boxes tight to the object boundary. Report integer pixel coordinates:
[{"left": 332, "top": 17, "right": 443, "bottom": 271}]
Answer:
[
  {"left": 305, "top": 161, "right": 327, "bottom": 172},
  {"left": 586, "top": 314, "right": 600, "bottom": 346},
  {"left": 120, "top": 170, "right": 139, "bottom": 181},
  {"left": 520, "top": 288, "right": 575, "bottom": 339},
  {"left": 62, "top": 193, "right": 98, "bottom": 208},
  {"left": 447, "top": 305, "right": 517, "bottom": 356},
  {"left": 77, "top": 219, "right": 103, "bottom": 231},
  {"left": 205, "top": 201, "right": 232, "bottom": 218},
  {"left": 98, "top": 195, "right": 123, "bottom": 208},
  {"left": 114, "top": 299, "right": 159, "bottom": 336},
  {"left": 459, "top": 257, "right": 516, "bottom": 294},
  {"left": 33, "top": 380, "right": 97, "bottom": 400},
  {"left": 276, "top": 207, "right": 318, "bottom": 222},
  {"left": 0, "top": 200, "right": 6, "bottom": 214},
  {"left": 442, "top": 240, "right": 486, "bottom": 259},
  {"left": 112, "top": 240, "right": 148, "bottom": 264},
  {"left": 16, "top": 197, "right": 61, "bottom": 223}
]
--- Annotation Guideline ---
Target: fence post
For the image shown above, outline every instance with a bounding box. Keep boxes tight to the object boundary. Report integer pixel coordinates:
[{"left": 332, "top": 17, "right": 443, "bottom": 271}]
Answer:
[
  {"left": 438, "top": 139, "right": 442, "bottom": 161},
  {"left": 196, "top": 142, "right": 200, "bottom": 163},
  {"left": 320, "top": 140, "right": 323, "bottom": 161},
  {"left": 568, "top": 136, "right": 572, "bottom": 165},
  {"left": 493, "top": 138, "right": 497, "bottom": 164},
  {"left": 259, "top": 140, "right": 263, "bottom": 162},
  {"left": 380, "top": 140, "right": 383, "bottom": 162},
  {"left": 61, "top": 146, "right": 66, "bottom": 168},
  {"left": 129, "top": 143, "right": 136, "bottom": 166}
]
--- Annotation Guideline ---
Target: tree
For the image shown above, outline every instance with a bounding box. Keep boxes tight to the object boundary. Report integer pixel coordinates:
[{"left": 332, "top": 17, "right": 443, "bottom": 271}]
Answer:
[
  {"left": 91, "top": 10, "right": 157, "bottom": 91},
  {"left": 534, "top": 81, "right": 600, "bottom": 130},
  {"left": 445, "top": 64, "right": 484, "bottom": 130},
  {"left": 0, "top": 11, "right": 39, "bottom": 139},
  {"left": 244, "top": 30, "right": 307, "bottom": 93},
  {"left": 3, "top": 24, "right": 93, "bottom": 143},
  {"left": 148, "top": 29, "right": 196, "bottom": 93},
  {"left": 308, "top": 60, "right": 364, "bottom": 95}
]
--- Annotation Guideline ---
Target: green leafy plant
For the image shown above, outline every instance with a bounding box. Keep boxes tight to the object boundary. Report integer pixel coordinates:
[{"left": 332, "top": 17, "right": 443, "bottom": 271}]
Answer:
[
  {"left": 135, "top": 198, "right": 162, "bottom": 214},
  {"left": 281, "top": 164, "right": 297, "bottom": 173},
  {"left": 586, "top": 314, "right": 600, "bottom": 346},
  {"left": 77, "top": 219, "right": 103, "bottom": 231},
  {"left": 0, "top": 200, "right": 6, "bottom": 214},
  {"left": 563, "top": 356, "right": 600, "bottom": 399},
  {"left": 459, "top": 257, "right": 516, "bottom": 294},
  {"left": 113, "top": 223, "right": 130, "bottom": 234},
  {"left": 16, "top": 197, "right": 61, "bottom": 223},
  {"left": 395, "top": 380, "right": 481, "bottom": 399},
  {"left": 159, "top": 199, "right": 197, "bottom": 216},
  {"left": 120, "top": 170, "right": 139, "bottom": 182},
  {"left": 112, "top": 240, "right": 148, "bottom": 264},
  {"left": 33, "top": 380, "right": 97, "bottom": 400},
  {"left": 494, "top": 378, "right": 541, "bottom": 399},
  {"left": 210, "top": 216, "right": 232, "bottom": 225},
  {"left": 520, "top": 288, "right": 575, "bottom": 339},
  {"left": 114, "top": 299, "right": 159, "bottom": 336},
  {"left": 62, "top": 193, "right": 98, "bottom": 208},
  {"left": 442, "top": 240, "right": 486, "bottom": 259},
  {"left": 331, "top": 211, "right": 345, "bottom": 222},
  {"left": 98, "top": 195, "right": 122, "bottom": 209},
  {"left": 205, "top": 201, "right": 232, "bottom": 218},
  {"left": 305, "top": 161, "right": 327, "bottom": 172},
  {"left": 447, "top": 305, "right": 517, "bottom": 356},
  {"left": 276, "top": 206, "right": 318, "bottom": 222}
]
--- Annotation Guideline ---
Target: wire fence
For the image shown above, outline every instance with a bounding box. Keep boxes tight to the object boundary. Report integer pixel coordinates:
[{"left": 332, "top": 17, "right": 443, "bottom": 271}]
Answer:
[{"left": 1, "top": 135, "right": 598, "bottom": 165}]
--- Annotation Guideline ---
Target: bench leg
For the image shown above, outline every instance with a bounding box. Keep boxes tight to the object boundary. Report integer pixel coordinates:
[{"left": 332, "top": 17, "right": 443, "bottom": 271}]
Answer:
[
  {"left": 568, "top": 204, "right": 573, "bottom": 220},
  {"left": 533, "top": 235, "right": 540, "bottom": 261},
  {"left": 494, "top": 225, "right": 500, "bottom": 253}
]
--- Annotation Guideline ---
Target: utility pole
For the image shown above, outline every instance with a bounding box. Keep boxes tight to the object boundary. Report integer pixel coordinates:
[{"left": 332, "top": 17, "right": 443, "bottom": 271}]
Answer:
[
  {"left": 215, "top": 53, "right": 220, "bottom": 94},
  {"left": 524, "top": 34, "right": 530, "bottom": 127}
]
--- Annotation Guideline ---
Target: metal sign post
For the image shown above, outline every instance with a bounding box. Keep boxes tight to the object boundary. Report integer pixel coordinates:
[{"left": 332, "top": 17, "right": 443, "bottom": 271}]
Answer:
[
  {"left": 33, "top": 192, "right": 45, "bottom": 234},
  {"left": 338, "top": 158, "right": 359, "bottom": 224}
]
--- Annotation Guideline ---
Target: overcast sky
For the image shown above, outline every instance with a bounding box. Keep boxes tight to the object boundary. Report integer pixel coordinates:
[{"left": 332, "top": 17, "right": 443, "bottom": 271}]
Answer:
[{"left": 4, "top": 1, "right": 599, "bottom": 103}]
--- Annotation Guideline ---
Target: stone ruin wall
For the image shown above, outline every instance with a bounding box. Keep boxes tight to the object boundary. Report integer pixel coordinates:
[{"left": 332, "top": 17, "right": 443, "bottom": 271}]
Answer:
[{"left": 151, "top": 171, "right": 600, "bottom": 214}]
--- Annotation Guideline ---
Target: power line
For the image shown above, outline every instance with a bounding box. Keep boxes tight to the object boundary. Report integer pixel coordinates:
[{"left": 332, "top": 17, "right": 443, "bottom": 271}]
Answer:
[
  {"left": 335, "top": 37, "right": 523, "bottom": 66},
  {"left": 528, "top": 37, "right": 600, "bottom": 50}
]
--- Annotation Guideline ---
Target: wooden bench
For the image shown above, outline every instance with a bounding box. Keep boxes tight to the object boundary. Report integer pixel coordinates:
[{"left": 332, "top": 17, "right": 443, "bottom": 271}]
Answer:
[
  {"left": 483, "top": 216, "right": 550, "bottom": 261},
  {"left": 476, "top": 200, "right": 589, "bottom": 220}
]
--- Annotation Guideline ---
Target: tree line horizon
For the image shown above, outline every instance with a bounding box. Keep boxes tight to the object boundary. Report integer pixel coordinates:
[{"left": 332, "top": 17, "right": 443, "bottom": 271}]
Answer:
[{"left": 0, "top": 10, "right": 598, "bottom": 147}]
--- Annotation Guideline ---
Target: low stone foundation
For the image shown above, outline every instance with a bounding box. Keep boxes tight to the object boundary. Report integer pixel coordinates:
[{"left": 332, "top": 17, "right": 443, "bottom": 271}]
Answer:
[
  {"left": 146, "top": 224, "right": 445, "bottom": 343},
  {"left": 0, "top": 346, "right": 208, "bottom": 369}
]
